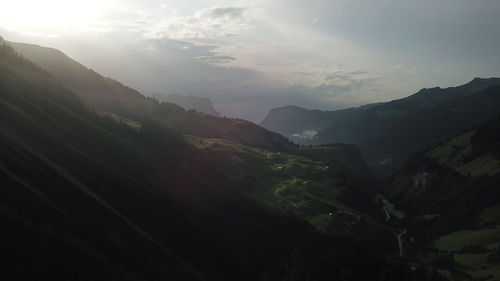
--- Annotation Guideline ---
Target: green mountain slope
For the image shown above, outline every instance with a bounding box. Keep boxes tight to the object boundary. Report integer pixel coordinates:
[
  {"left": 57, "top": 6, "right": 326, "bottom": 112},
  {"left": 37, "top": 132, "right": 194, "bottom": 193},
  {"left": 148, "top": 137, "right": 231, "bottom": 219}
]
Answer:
[
  {"left": 5, "top": 39, "right": 293, "bottom": 151},
  {"left": 388, "top": 116, "right": 500, "bottom": 280},
  {"left": 184, "top": 136, "right": 387, "bottom": 237}
]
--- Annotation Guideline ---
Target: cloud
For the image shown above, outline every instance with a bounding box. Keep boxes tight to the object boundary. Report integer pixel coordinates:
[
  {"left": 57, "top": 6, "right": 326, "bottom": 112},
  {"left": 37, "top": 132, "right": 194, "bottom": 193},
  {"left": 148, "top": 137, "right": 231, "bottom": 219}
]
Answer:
[
  {"left": 155, "top": 40, "right": 236, "bottom": 64},
  {"left": 142, "top": 6, "right": 254, "bottom": 40},
  {"left": 292, "top": 129, "right": 318, "bottom": 140},
  {"left": 309, "top": 70, "right": 379, "bottom": 98},
  {"left": 388, "top": 65, "right": 417, "bottom": 75},
  {"left": 202, "top": 7, "right": 246, "bottom": 20},
  {"left": 5, "top": 0, "right": 499, "bottom": 122},
  {"left": 196, "top": 55, "right": 235, "bottom": 63}
]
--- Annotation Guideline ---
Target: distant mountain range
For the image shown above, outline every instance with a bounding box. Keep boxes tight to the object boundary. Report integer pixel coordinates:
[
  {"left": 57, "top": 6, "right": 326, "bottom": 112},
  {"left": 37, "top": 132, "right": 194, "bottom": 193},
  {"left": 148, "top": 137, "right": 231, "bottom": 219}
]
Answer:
[
  {"left": 261, "top": 78, "right": 500, "bottom": 173},
  {"left": 153, "top": 94, "right": 220, "bottom": 116}
]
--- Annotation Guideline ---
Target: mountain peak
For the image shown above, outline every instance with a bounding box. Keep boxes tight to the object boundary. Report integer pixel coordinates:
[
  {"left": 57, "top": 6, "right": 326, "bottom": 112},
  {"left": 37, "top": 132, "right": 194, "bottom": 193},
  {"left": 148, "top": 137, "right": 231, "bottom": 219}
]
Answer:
[
  {"left": 413, "top": 86, "right": 442, "bottom": 96},
  {"left": 469, "top": 77, "right": 500, "bottom": 84}
]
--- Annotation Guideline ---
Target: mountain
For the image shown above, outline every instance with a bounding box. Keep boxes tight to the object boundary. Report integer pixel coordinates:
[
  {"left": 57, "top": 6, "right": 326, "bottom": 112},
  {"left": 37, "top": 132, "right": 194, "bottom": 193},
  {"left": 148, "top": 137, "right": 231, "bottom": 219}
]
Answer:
[
  {"left": 5, "top": 40, "right": 148, "bottom": 112},
  {"left": 153, "top": 94, "right": 220, "bottom": 116},
  {"left": 5, "top": 39, "right": 292, "bottom": 151},
  {"left": 260, "top": 104, "right": 380, "bottom": 139},
  {"left": 262, "top": 78, "right": 500, "bottom": 173},
  {"left": 0, "top": 42, "right": 207, "bottom": 280},
  {"left": 1, "top": 41, "right": 445, "bottom": 281},
  {"left": 387, "top": 116, "right": 500, "bottom": 280},
  {"left": 261, "top": 106, "right": 339, "bottom": 137}
]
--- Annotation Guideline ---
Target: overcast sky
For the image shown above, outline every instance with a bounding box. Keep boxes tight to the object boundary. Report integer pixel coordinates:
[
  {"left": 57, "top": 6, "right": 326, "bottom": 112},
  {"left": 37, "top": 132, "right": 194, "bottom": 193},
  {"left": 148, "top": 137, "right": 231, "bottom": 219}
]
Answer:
[{"left": 2, "top": 0, "right": 500, "bottom": 121}]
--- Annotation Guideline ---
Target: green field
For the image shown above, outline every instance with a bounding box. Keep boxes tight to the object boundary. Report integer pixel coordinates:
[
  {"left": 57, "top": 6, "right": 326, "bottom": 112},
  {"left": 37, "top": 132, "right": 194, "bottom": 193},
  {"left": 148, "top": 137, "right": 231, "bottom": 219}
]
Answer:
[
  {"left": 434, "top": 226, "right": 500, "bottom": 280},
  {"left": 435, "top": 226, "right": 500, "bottom": 251},
  {"left": 425, "top": 131, "right": 500, "bottom": 177},
  {"left": 98, "top": 110, "right": 142, "bottom": 130},
  {"left": 185, "top": 135, "right": 392, "bottom": 238}
]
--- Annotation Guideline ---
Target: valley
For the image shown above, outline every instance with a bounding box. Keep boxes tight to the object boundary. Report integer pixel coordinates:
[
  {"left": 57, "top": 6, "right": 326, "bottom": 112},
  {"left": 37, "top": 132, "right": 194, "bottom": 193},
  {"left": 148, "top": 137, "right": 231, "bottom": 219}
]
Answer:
[
  {"left": 184, "top": 135, "right": 388, "bottom": 239},
  {"left": 1, "top": 35, "right": 499, "bottom": 281}
]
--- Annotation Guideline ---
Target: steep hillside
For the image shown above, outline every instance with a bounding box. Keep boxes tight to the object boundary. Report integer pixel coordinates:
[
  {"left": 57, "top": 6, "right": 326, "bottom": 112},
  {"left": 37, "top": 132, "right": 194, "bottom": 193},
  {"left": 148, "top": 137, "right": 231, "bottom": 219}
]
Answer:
[
  {"left": 388, "top": 116, "right": 500, "bottom": 280},
  {"left": 262, "top": 78, "right": 500, "bottom": 173},
  {"left": 0, "top": 41, "right": 312, "bottom": 281},
  {"left": 154, "top": 94, "right": 220, "bottom": 116},
  {"left": 6, "top": 39, "right": 293, "bottom": 151},
  {"left": 0, "top": 42, "right": 205, "bottom": 280},
  {"left": 5, "top": 40, "right": 148, "bottom": 112},
  {"left": 390, "top": 116, "right": 500, "bottom": 231}
]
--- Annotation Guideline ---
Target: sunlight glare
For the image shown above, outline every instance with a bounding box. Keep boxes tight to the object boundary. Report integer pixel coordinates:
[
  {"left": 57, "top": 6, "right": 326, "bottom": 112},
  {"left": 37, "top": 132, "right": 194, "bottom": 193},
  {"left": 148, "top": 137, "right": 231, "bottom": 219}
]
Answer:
[{"left": 1, "top": 0, "right": 105, "bottom": 34}]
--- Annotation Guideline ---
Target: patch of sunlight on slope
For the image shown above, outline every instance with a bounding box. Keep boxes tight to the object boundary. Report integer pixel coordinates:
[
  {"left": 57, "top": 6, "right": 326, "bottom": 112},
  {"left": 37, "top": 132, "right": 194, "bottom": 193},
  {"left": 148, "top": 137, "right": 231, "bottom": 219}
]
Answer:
[
  {"left": 458, "top": 154, "right": 500, "bottom": 177},
  {"left": 98, "top": 111, "right": 142, "bottom": 130},
  {"left": 425, "top": 132, "right": 475, "bottom": 166},
  {"left": 425, "top": 131, "right": 500, "bottom": 177}
]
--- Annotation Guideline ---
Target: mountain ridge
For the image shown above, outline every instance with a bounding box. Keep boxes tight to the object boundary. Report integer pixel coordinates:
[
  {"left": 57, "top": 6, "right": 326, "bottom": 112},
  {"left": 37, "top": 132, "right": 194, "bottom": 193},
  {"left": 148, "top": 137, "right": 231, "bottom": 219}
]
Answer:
[
  {"left": 6, "top": 39, "right": 294, "bottom": 151},
  {"left": 261, "top": 78, "right": 500, "bottom": 173},
  {"left": 153, "top": 94, "right": 220, "bottom": 116}
]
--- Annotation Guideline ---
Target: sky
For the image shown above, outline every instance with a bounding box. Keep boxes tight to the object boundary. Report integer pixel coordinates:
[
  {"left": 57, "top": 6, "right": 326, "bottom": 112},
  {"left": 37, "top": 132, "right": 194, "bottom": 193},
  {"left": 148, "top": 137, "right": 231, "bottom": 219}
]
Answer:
[{"left": 1, "top": 0, "right": 500, "bottom": 122}]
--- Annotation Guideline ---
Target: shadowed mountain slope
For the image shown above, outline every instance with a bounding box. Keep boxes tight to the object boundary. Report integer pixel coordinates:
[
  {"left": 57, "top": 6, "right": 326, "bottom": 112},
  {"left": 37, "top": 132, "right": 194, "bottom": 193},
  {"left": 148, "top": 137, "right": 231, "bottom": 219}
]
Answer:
[{"left": 6, "top": 40, "right": 293, "bottom": 151}]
